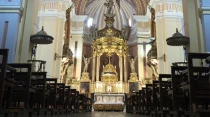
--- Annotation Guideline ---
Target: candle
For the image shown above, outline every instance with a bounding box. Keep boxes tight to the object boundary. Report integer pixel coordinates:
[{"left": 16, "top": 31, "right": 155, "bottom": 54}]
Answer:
[{"left": 128, "top": 18, "right": 132, "bottom": 27}]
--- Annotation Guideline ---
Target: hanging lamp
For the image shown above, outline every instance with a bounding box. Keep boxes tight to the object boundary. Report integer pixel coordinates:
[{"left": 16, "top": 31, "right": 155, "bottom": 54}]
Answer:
[
  {"left": 166, "top": 28, "right": 189, "bottom": 46},
  {"left": 30, "top": 26, "right": 54, "bottom": 44}
]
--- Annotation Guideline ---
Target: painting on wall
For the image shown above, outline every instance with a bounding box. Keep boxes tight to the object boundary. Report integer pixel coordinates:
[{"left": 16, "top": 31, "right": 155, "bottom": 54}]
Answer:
[
  {"left": 129, "top": 82, "right": 139, "bottom": 93},
  {"left": 80, "top": 82, "right": 90, "bottom": 93}
]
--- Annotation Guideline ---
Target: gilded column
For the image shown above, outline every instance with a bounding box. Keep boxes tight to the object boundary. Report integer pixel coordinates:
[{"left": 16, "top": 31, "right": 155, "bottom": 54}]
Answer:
[
  {"left": 124, "top": 56, "right": 127, "bottom": 81},
  {"left": 119, "top": 56, "right": 123, "bottom": 81},
  {"left": 92, "top": 56, "right": 96, "bottom": 82},
  {"left": 96, "top": 55, "right": 100, "bottom": 81}
]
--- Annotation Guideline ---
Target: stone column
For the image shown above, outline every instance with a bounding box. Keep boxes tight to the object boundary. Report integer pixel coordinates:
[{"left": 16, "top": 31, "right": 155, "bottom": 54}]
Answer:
[
  {"left": 199, "top": 0, "right": 210, "bottom": 52},
  {"left": 124, "top": 56, "right": 127, "bottom": 81},
  {"left": 36, "top": 0, "right": 71, "bottom": 78},
  {"left": 119, "top": 56, "right": 123, "bottom": 81},
  {"left": 182, "top": 0, "right": 204, "bottom": 53},
  {"left": 96, "top": 55, "right": 100, "bottom": 81},
  {"left": 92, "top": 56, "right": 96, "bottom": 82},
  {"left": 149, "top": 0, "right": 184, "bottom": 74}
]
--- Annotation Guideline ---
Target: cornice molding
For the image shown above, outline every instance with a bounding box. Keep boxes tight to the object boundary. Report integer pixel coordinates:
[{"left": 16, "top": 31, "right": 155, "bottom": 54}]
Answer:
[
  {"left": 199, "top": 6, "right": 210, "bottom": 16},
  {"left": 39, "top": 0, "right": 71, "bottom": 7},
  {"left": 0, "top": 5, "right": 23, "bottom": 16}
]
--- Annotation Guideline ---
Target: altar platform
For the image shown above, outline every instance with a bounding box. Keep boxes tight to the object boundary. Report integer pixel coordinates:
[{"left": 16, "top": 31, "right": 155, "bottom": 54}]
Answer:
[{"left": 93, "top": 93, "right": 125, "bottom": 111}]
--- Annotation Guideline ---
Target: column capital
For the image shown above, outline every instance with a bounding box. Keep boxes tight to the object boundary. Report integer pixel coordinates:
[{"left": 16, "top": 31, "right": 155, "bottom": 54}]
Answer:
[
  {"left": 149, "top": 0, "right": 183, "bottom": 19},
  {"left": 38, "top": 0, "right": 72, "bottom": 18}
]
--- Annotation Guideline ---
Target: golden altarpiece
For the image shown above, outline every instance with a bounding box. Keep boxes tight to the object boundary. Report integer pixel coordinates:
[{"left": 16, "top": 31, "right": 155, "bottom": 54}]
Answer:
[
  {"left": 80, "top": 0, "right": 138, "bottom": 111},
  {"left": 60, "top": 0, "right": 158, "bottom": 111}
]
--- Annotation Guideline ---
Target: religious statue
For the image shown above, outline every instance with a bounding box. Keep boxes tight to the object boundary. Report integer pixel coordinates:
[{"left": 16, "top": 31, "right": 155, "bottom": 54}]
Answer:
[
  {"left": 121, "top": 26, "right": 131, "bottom": 40},
  {"left": 60, "top": 56, "right": 73, "bottom": 84},
  {"left": 128, "top": 56, "right": 137, "bottom": 73},
  {"left": 104, "top": 0, "right": 114, "bottom": 14},
  {"left": 148, "top": 5, "right": 156, "bottom": 38},
  {"left": 89, "top": 26, "right": 98, "bottom": 40},
  {"left": 147, "top": 58, "right": 158, "bottom": 80},
  {"left": 83, "top": 55, "right": 92, "bottom": 73}
]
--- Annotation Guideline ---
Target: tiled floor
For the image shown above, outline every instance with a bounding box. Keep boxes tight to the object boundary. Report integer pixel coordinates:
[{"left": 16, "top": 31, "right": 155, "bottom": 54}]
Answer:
[{"left": 1, "top": 112, "right": 141, "bottom": 117}]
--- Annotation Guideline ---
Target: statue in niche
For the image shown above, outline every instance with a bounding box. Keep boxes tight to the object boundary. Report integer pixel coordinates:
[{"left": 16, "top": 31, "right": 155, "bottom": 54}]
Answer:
[
  {"left": 89, "top": 26, "right": 98, "bottom": 40},
  {"left": 104, "top": 0, "right": 114, "bottom": 14},
  {"left": 83, "top": 55, "right": 92, "bottom": 73},
  {"left": 147, "top": 58, "right": 158, "bottom": 80},
  {"left": 128, "top": 56, "right": 137, "bottom": 73},
  {"left": 121, "top": 26, "right": 130, "bottom": 40}
]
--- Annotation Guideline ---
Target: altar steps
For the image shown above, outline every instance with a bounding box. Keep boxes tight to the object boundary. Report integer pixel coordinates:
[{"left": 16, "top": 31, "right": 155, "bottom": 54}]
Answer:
[{"left": 0, "top": 112, "right": 141, "bottom": 117}]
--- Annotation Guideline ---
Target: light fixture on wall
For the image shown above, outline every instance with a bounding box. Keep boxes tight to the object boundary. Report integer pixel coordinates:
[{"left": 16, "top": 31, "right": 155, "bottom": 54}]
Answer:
[
  {"left": 157, "top": 54, "right": 166, "bottom": 62},
  {"left": 54, "top": 53, "right": 62, "bottom": 60}
]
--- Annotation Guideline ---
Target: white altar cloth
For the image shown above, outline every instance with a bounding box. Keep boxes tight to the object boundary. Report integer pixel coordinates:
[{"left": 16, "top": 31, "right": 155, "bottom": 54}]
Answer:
[{"left": 94, "top": 93, "right": 125, "bottom": 104}]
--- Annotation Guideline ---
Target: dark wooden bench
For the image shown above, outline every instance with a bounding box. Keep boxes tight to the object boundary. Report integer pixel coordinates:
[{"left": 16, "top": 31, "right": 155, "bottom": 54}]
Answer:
[
  {"left": 168, "top": 66, "right": 188, "bottom": 116},
  {"left": 56, "top": 83, "right": 66, "bottom": 114},
  {"left": 64, "top": 86, "right": 71, "bottom": 113},
  {"left": 0, "top": 49, "right": 16, "bottom": 117},
  {"left": 140, "top": 88, "right": 146, "bottom": 115},
  {"left": 5, "top": 63, "right": 35, "bottom": 117},
  {"left": 157, "top": 74, "right": 172, "bottom": 117},
  {"left": 181, "top": 53, "right": 210, "bottom": 117},
  {"left": 145, "top": 84, "right": 152, "bottom": 116},
  {"left": 151, "top": 80, "right": 159, "bottom": 117}
]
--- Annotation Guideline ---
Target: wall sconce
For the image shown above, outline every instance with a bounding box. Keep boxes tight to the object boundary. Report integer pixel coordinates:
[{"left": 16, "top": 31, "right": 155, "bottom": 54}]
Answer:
[
  {"left": 157, "top": 54, "right": 166, "bottom": 62},
  {"left": 54, "top": 53, "right": 62, "bottom": 60}
]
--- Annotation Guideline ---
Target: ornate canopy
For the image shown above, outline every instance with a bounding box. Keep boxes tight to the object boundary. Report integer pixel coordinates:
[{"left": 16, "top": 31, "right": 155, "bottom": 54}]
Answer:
[{"left": 91, "top": 0, "right": 130, "bottom": 57}]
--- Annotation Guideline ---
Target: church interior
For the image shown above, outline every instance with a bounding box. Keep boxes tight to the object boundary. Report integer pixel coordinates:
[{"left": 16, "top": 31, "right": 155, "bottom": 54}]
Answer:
[{"left": 0, "top": 0, "right": 210, "bottom": 117}]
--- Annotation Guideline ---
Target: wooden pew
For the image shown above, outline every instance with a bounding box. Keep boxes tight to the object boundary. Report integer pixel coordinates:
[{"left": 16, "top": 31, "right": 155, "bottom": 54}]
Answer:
[
  {"left": 157, "top": 74, "right": 172, "bottom": 117},
  {"left": 5, "top": 63, "right": 35, "bottom": 117},
  {"left": 64, "top": 86, "right": 71, "bottom": 113},
  {"left": 140, "top": 88, "right": 146, "bottom": 115},
  {"left": 125, "top": 94, "right": 137, "bottom": 113},
  {"left": 168, "top": 66, "right": 188, "bottom": 116},
  {"left": 56, "top": 83, "right": 66, "bottom": 114},
  {"left": 181, "top": 53, "right": 210, "bottom": 117},
  {"left": 70, "top": 89, "right": 77, "bottom": 113},
  {"left": 0, "top": 49, "right": 16, "bottom": 117},
  {"left": 44, "top": 78, "right": 58, "bottom": 115},
  {"left": 31, "top": 72, "right": 48, "bottom": 116},
  {"left": 151, "top": 80, "right": 159, "bottom": 117},
  {"left": 145, "top": 84, "right": 152, "bottom": 116}
]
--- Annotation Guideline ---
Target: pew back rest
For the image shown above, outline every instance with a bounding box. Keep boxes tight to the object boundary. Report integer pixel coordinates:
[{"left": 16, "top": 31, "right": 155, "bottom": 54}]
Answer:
[{"left": 7, "top": 63, "right": 32, "bottom": 88}]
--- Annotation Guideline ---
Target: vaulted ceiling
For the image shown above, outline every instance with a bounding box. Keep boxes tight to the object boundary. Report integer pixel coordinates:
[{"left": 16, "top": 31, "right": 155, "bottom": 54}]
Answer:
[
  {"left": 73, "top": 0, "right": 150, "bottom": 41},
  {"left": 74, "top": 0, "right": 150, "bottom": 15}
]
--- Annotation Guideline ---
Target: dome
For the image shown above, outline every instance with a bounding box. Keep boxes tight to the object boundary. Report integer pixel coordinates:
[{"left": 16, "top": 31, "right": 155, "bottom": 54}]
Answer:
[
  {"left": 30, "top": 26, "right": 54, "bottom": 44},
  {"left": 166, "top": 28, "right": 189, "bottom": 46}
]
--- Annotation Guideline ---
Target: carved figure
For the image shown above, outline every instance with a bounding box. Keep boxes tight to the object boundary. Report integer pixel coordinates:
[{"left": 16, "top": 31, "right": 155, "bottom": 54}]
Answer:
[
  {"left": 104, "top": 0, "right": 114, "bottom": 14},
  {"left": 83, "top": 55, "right": 92, "bottom": 72},
  {"left": 121, "top": 26, "right": 130, "bottom": 40},
  {"left": 89, "top": 26, "right": 98, "bottom": 40},
  {"left": 60, "top": 57, "right": 73, "bottom": 84},
  {"left": 147, "top": 59, "right": 158, "bottom": 80},
  {"left": 148, "top": 5, "right": 156, "bottom": 38},
  {"left": 128, "top": 56, "right": 137, "bottom": 73}
]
